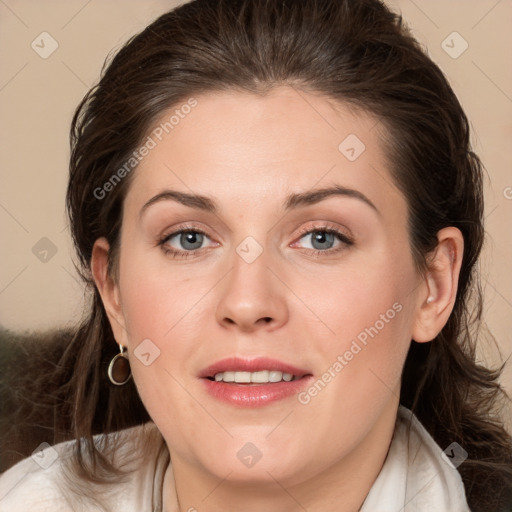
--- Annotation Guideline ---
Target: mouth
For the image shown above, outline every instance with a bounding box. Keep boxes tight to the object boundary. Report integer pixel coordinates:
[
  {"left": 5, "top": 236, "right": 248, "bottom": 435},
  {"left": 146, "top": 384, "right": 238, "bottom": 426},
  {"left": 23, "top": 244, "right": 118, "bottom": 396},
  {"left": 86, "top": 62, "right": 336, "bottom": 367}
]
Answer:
[
  {"left": 199, "top": 356, "right": 312, "bottom": 383},
  {"left": 198, "top": 357, "right": 313, "bottom": 407},
  {"left": 207, "top": 370, "right": 304, "bottom": 384}
]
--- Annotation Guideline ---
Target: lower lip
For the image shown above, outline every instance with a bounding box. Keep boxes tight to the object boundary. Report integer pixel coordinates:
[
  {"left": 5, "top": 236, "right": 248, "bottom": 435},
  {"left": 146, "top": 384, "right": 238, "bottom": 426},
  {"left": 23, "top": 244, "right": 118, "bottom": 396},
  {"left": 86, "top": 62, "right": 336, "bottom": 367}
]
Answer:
[{"left": 200, "top": 376, "right": 313, "bottom": 407}]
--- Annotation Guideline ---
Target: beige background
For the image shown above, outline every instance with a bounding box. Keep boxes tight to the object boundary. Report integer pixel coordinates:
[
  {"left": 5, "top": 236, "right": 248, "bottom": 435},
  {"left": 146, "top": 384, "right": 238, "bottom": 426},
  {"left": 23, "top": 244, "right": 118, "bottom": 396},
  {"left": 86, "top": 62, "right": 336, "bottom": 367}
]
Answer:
[{"left": 0, "top": 1, "right": 511, "bottom": 424}]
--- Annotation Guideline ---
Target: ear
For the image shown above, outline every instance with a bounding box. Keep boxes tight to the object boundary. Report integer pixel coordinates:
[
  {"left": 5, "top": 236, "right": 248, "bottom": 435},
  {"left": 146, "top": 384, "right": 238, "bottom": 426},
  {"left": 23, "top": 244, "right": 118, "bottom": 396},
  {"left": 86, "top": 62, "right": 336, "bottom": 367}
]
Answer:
[
  {"left": 90, "top": 237, "right": 129, "bottom": 346},
  {"left": 412, "top": 227, "right": 464, "bottom": 343}
]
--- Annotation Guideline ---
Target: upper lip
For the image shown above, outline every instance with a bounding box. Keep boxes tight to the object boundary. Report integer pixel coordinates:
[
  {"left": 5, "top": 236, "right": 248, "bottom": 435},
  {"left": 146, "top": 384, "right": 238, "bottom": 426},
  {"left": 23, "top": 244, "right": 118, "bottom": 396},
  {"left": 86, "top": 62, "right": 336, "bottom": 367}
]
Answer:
[{"left": 198, "top": 357, "right": 312, "bottom": 379}]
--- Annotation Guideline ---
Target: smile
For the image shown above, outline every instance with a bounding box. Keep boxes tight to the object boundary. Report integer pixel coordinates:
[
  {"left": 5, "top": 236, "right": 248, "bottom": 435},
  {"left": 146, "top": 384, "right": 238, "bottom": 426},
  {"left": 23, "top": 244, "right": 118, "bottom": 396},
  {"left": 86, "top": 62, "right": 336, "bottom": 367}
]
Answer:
[
  {"left": 210, "top": 370, "right": 299, "bottom": 383},
  {"left": 199, "top": 357, "right": 313, "bottom": 407}
]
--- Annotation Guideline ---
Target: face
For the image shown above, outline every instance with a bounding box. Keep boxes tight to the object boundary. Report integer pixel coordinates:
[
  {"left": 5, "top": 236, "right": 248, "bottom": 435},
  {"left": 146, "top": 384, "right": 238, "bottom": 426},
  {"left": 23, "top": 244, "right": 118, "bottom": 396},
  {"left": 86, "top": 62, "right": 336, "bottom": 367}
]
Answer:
[{"left": 108, "top": 87, "right": 425, "bottom": 486}]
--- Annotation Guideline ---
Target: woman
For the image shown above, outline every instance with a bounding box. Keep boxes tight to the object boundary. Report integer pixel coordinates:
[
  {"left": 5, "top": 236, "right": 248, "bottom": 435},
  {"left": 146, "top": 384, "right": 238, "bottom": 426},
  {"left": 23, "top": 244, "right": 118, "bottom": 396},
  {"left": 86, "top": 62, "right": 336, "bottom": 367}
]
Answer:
[{"left": 1, "top": 0, "right": 511, "bottom": 510}]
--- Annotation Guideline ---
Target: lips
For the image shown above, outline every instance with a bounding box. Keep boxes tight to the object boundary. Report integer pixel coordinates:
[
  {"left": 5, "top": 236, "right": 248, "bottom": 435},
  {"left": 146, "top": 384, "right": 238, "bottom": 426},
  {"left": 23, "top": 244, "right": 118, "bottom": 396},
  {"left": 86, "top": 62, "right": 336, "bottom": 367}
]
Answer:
[{"left": 198, "top": 357, "right": 314, "bottom": 407}]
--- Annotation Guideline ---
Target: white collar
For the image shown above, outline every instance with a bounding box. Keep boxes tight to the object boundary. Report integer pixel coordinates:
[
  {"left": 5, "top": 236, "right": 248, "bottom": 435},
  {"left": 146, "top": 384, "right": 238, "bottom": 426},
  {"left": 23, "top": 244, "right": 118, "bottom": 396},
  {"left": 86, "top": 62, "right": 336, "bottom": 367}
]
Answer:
[{"left": 360, "top": 405, "right": 470, "bottom": 511}]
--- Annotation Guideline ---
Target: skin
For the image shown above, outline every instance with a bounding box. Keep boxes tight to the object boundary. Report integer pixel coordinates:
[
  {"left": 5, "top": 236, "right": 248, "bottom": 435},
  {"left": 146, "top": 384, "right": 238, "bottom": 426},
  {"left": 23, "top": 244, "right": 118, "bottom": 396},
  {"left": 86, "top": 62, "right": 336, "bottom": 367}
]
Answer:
[{"left": 92, "top": 86, "right": 463, "bottom": 512}]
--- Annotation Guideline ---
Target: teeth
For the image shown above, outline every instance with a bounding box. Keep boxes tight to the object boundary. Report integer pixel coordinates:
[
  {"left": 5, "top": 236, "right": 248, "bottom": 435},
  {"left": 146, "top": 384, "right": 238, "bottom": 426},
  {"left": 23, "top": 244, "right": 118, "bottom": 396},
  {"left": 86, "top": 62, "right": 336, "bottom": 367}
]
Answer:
[
  {"left": 235, "top": 371, "right": 251, "bottom": 383},
  {"left": 212, "top": 370, "right": 296, "bottom": 383},
  {"left": 252, "top": 370, "right": 270, "bottom": 383}
]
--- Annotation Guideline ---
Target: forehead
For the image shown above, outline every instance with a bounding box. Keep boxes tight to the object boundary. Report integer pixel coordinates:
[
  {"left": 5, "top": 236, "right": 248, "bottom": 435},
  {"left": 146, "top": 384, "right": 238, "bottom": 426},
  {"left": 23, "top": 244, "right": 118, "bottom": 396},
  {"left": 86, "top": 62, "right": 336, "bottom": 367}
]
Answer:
[{"left": 125, "top": 86, "right": 406, "bottom": 219}]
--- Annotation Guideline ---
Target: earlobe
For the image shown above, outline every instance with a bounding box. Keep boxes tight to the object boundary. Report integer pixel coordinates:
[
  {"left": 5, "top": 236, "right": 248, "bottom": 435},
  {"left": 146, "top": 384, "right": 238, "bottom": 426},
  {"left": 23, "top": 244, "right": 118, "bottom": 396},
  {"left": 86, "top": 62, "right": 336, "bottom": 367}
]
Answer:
[
  {"left": 412, "top": 227, "right": 464, "bottom": 343},
  {"left": 91, "top": 237, "right": 128, "bottom": 345}
]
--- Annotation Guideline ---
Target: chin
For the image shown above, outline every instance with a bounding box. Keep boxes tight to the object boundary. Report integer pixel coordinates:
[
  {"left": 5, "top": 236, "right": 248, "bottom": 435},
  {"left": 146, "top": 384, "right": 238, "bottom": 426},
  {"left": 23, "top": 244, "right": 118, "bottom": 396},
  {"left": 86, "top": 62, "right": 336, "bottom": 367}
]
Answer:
[{"left": 193, "top": 438, "right": 313, "bottom": 486}]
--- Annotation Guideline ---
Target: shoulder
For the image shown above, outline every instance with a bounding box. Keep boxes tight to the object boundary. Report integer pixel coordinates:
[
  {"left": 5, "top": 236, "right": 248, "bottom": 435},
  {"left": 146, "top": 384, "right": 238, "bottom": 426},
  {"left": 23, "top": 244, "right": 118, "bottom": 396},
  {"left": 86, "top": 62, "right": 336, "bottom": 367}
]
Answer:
[
  {"left": 0, "top": 422, "right": 164, "bottom": 511},
  {"left": 0, "top": 437, "right": 76, "bottom": 511}
]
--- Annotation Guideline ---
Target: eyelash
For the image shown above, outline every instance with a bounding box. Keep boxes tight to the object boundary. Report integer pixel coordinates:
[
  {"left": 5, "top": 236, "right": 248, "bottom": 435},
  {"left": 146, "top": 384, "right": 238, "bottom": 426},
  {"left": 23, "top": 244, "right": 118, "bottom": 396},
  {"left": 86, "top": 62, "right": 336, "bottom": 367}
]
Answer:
[
  {"left": 157, "top": 223, "right": 354, "bottom": 259},
  {"left": 294, "top": 225, "right": 354, "bottom": 257},
  {"left": 157, "top": 224, "right": 210, "bottom": 259}
]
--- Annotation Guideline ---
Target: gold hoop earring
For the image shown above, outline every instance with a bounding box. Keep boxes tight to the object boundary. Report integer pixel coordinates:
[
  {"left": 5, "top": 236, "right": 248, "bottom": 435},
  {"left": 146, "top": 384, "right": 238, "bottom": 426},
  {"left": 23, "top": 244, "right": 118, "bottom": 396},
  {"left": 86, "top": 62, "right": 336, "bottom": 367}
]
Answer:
[{"left": 108, "top": 344, "right": 132, "bottom": 386}]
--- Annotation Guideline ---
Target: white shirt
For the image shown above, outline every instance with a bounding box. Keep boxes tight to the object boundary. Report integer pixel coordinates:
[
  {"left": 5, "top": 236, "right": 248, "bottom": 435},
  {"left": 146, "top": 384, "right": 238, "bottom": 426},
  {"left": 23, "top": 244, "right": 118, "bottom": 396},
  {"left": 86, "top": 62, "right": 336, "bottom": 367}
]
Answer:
[{"left": 0, "top": 406, "right": 470, "bottom": 511}]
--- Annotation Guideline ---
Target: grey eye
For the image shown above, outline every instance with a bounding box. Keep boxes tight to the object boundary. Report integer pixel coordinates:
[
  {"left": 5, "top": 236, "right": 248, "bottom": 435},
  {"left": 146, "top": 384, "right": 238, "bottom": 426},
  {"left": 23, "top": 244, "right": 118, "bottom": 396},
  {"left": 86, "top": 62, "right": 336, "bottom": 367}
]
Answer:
[
  {"left": 178, "top": 231, "right": 204, "bottom": 250},
  {"left": 163, "top": 230, "right": 208, "bottom": 251},
  {"left": 300, "top": 231, "right": 338, "bottom": 251}
]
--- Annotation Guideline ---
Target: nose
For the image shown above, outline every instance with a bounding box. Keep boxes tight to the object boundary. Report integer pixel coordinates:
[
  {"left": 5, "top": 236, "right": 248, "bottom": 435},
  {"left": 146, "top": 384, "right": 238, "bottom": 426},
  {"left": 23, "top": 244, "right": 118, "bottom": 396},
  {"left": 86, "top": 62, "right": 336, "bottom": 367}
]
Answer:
[{"left": 215, "top": 248, "right": 289, "bottom": 333}]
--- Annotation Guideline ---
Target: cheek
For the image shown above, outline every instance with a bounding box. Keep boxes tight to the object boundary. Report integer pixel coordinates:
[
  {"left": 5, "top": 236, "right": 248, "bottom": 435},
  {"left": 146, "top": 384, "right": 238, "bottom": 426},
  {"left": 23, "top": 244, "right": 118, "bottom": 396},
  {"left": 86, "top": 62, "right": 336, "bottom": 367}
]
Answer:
[
  {"left": 119, "top": 247, "right": 211, "bottom": 341},
  {"left": 299, "top": 250, "right": 415, "bottom": 347},
  {"left": 289, "top": 282, "right": 413, "bottom": 473},
  {"left": 116, "top": 250, "right": 218, "bottom": 425},
  {"left": 297, "top": 250, "right": 416, "bottom": 406}
]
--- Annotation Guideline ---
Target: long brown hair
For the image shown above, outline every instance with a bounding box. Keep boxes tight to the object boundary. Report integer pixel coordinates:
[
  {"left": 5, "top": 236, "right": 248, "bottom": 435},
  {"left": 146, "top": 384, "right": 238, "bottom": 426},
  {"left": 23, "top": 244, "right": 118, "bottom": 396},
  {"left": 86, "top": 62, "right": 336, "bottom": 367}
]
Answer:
[{"left": 59, "top": 0, "right": 512, "bottom": 509}]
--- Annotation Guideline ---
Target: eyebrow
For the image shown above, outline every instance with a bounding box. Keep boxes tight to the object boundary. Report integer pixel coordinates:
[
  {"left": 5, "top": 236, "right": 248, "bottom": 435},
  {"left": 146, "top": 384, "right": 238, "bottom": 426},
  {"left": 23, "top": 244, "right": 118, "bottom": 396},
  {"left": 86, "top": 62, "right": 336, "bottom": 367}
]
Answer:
[
  {"left": 284, "top": 185, "right": 378, "bottom": 213},
  {"left": 139, "top": 185, "right": 379, "bottom": 218}
]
